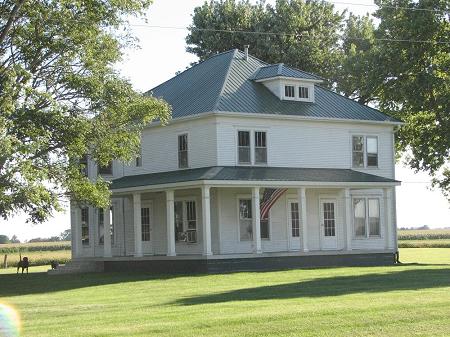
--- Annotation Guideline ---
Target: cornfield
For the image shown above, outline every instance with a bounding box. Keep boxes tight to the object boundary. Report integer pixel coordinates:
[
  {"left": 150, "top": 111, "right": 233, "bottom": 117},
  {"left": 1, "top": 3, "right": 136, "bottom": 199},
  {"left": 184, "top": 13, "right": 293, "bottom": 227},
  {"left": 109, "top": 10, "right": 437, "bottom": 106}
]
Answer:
[
  {"left": 0, "top": 241, "right": 71, "bottom": 254},
  {"left": 1, "top": 250, "right": 71, "bottom": 268},
  {"left": 398, "top": 229, "right": 450, "bottom": 241}
]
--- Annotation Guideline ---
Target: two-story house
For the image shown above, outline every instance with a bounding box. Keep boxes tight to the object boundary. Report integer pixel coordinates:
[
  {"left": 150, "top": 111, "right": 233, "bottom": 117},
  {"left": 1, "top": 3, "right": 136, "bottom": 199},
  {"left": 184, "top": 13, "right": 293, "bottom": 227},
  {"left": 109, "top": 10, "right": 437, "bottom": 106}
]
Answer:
[{"left": 67, "top": 48, "right": 401, "bottom": 273}]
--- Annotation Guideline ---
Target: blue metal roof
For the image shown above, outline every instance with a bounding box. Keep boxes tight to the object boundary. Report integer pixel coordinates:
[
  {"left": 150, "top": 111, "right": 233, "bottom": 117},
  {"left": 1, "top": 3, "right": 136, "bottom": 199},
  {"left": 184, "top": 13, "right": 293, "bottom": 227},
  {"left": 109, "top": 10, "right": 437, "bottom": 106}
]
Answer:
[
  {"left": 147, "top": 49, "right": 399, "bottom": 123},
  {"left": 252, "top": 63, "right": 322, "bottom": 81},
  {"left": 111, "top": 166, "right": 399, "bottom": 190}
]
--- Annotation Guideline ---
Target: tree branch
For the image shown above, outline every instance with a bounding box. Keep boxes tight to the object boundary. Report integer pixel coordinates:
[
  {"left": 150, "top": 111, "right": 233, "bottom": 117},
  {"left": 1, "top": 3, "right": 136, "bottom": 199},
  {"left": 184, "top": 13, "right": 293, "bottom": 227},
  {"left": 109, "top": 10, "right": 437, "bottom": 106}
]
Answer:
[{"left": 0, "top": 0, "right": 26, "bottom": 45}]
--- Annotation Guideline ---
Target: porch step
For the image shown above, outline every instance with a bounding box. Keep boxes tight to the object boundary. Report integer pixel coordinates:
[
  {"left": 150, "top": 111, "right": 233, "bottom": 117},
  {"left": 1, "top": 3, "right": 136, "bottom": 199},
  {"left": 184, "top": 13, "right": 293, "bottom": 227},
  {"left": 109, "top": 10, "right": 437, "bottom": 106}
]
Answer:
[{"left": 47, "top": 259, "right": 104, "bottom": 275}]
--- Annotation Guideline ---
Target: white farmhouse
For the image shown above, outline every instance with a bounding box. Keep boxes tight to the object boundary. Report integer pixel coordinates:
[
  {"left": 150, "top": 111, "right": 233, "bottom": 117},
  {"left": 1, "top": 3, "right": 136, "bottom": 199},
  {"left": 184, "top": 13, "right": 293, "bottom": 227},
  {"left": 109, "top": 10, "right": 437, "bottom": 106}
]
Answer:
[{"left": 67, "top": 49, "right": 401, "bottom": 273}]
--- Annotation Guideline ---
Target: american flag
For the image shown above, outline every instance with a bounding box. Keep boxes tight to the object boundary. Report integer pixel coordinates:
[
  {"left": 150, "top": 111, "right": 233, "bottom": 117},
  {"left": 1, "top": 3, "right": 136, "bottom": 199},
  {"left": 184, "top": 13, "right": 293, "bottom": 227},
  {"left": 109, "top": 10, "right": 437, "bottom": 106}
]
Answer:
[{"left": 260, "top": 188, "right": 287, "bottom": 219}]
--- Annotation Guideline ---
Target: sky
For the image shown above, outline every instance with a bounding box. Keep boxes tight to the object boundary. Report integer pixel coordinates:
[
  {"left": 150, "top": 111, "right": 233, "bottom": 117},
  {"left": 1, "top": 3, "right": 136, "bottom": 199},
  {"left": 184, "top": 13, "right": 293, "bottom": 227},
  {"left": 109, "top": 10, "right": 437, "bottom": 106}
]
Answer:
[{"left": 1, "top": 0, "right": 449, "bottom": 241}]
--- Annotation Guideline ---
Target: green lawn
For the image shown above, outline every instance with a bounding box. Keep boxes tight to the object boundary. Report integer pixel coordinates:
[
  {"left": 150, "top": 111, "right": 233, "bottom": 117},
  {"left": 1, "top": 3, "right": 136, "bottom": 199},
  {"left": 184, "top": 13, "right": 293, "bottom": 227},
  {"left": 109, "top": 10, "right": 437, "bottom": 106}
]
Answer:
[{"left": 1, "top": 248, "right": 449, "bottom": 337}]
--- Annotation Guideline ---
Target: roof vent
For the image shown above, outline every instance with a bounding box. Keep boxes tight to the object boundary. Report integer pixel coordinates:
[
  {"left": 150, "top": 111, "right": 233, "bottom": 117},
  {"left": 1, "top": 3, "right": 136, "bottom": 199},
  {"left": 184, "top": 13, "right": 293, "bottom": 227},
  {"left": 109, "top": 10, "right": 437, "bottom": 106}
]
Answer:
[{"left": 244, "top": 45, "right": 249, "bottom": 61}]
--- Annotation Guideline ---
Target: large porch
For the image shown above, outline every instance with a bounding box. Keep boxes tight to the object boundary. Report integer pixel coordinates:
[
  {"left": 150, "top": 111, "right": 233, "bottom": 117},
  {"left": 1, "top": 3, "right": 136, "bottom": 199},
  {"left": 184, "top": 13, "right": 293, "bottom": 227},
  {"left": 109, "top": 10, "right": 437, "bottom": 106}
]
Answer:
[{"left": 70, "top": 167, "right": 399, "bottom": 262}]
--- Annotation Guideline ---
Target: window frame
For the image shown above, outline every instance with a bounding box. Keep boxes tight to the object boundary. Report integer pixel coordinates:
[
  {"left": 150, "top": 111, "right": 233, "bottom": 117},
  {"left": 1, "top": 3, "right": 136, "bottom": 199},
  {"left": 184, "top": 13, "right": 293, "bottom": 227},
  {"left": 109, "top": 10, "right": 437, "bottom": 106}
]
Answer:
[
  {"left": 298, "top": 86, "right": 309, "bottom": 99},
  {"left": 174, "top": 197, "right": 198, "bottom": 244},
  {"left": 236, "top": 129, "right": 269, "bottom": 166},
  {"left": 98, "top": 161, "right": 113, "bottom": 176},
  {"left": 237, "top": 196, "right": 253, "bottom": 242},
  {"left": 141, "top": 203, "right": 152, "bottom": 242},
  {"left": 281, "top": 81, "right": 314, "bottom": 102},
  {"left": 260, "top": 202, "right": 271, "bottom": 240},
  {"left": 351, "top": 135, "right": 379, "bottom": 169},
  {"left": 178, "top": 133, "right": 189, "bottom": 169},
  {"left": 254, "top": 131, "right": 267, "bottom": 165},
  {"left": 352, "top": 196, "right": 382, "bottom": 239},
  {"left": 237, "top": 130, "right": 251, "bottom": 165},
  {"left": 81, "top": 207, "right": 89, "bottom": 246},
  {"left": 284, "top": 85, "right": 295, "bottom": 99}
]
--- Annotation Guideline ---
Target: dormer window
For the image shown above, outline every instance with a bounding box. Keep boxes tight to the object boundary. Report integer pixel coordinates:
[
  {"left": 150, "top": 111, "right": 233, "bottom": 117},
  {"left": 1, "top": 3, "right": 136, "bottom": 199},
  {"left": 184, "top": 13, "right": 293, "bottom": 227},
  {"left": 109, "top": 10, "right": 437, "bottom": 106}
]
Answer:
[
  {"left": 284, "top": 85, "right": 295, "bottom": 98},
  {"left": 299, "top": 86, "right": 309, "bottom": 99},
  {"left": 281, "top": 82, "right": 314, "bottom": 102}
]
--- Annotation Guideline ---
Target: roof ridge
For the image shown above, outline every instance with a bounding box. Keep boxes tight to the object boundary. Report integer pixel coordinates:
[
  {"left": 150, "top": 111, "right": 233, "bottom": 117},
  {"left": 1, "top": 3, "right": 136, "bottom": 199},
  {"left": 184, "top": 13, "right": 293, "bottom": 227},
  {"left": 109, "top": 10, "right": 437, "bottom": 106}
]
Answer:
[
  {"left": 212, "top": 49, "right": 238, "bottom": 111},
  {"left": 146, "top": 49, "right": 238, "bottom": 95},
  {"left": 277, "top": 63, "right": 283, "bottom": 75}
]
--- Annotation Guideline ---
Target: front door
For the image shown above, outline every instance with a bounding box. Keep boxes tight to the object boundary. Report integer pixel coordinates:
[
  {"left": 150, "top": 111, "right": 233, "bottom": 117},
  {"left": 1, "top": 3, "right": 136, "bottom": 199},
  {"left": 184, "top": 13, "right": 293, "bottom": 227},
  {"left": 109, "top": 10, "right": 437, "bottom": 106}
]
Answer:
[
  {"left": 141, "top": 201, "right": 153, "bottom": 255},
  {"left": 320, "top": 199, "right": 338, "bottom": 250},
  {"left": 287, "top": 200, "right": 301, "bottom": 250}
]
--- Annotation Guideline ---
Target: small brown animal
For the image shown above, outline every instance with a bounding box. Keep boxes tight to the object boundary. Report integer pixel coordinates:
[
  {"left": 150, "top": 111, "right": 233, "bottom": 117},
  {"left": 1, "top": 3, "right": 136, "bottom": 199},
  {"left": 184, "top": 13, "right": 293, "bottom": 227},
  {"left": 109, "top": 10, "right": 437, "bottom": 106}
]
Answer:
[
  {"left": 17, "top": 254, "right": 29, "bottom": 274},
  {"left": 50, "top": 260, "right": 59, "bottom": 270}
]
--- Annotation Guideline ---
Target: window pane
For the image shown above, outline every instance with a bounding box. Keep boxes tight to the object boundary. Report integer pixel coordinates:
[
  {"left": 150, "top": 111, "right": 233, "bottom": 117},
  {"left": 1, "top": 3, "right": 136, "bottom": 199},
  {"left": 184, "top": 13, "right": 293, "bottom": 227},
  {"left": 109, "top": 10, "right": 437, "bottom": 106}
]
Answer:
[
  {"left": 367, "top": 153, "right": 378, "bottom": 167},
  {"left": 239, "top": 199, "right": 252, "bottom": 241},
  {"left": 141, "top": 207, "right": 150, "bottom": 241},
  {"left": 255, "top": 131, "right": 266, "bottom": 147},
  {"left": 178, "top": 134, "right": 188, "bottom": 168},
  {"left": 353, "top": 152, "right": 364, "bottom": 167},
  {"left": 299, "top": 86, "right": 309, "bottom": 99},
  {"left": 367, "top": 137, "right": 378, "bottom": 153},
  {"left": 353, "top": 199, "right": 366, "bottom": 237},
  {"left": 260, "top": 207, "right": 269, "bottom": 239},
  {"left": 98, "top": 162, "right": 113, "bottom": 175},
  {"left": 98, "top": 208, "right": 104, "bottom": 244},
  {"left": 369, "top": 199, "right": 380, "bottom": 236},
  {"left": 290, "top": 202, "right": 300, "bottom": 237},
  {"left": 255, "top": 148, "right": 267, "bottom": 164},
  {"left": 352, "top": 136, "right": 364, "bottom": 151},
  {"left": 174, "top": 201, "right": 184, "bottom": 241},
  {"left": 238, "top": 147, "right": 251, "bottom": 164},
  {"left": 238, "top": 131, "right": 250, "bottom": 146},
  {"left": 285, "top": 85, "right": 295, "bottom": 97},
  {"left": 81, "top": 207, "right": 89, "bottom": 245}
]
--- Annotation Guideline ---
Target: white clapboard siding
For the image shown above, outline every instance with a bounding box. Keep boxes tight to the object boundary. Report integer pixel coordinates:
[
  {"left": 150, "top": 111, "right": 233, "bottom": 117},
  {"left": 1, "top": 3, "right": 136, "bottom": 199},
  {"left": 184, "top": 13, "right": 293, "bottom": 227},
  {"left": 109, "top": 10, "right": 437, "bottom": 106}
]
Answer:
[{"left": 216, "top": 116, "right": 395, "bottom": 179}]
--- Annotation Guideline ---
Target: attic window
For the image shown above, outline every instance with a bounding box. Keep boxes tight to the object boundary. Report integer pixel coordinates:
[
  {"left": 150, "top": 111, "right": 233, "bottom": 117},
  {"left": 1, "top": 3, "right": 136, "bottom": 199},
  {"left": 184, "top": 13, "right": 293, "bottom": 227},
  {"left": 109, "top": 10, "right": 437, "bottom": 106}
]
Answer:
[
  {"left": 299, "top": 86, "right": 309, "bottom": 99},
  {"left": 284, "top": 85, "right": 295, "bottom": 98}
]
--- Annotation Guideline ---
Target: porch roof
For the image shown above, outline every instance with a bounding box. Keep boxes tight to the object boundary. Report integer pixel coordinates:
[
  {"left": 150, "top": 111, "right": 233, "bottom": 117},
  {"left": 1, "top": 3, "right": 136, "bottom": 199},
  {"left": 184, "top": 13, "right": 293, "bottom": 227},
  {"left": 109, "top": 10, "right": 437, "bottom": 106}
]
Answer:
[{"left": 110, "top": 166, "right": 399, "bottom": 190}]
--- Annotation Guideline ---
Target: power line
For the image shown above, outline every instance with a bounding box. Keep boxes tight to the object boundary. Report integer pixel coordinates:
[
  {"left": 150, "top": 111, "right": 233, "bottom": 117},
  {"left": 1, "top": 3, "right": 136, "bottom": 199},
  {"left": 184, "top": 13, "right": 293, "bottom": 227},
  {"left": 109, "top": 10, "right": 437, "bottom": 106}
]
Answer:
[
  {"left": 328, "top": 0, "right": 449, "bottom": 14},
  {"left": 130, "top": 24, "right": 450, "bottom": 45}
]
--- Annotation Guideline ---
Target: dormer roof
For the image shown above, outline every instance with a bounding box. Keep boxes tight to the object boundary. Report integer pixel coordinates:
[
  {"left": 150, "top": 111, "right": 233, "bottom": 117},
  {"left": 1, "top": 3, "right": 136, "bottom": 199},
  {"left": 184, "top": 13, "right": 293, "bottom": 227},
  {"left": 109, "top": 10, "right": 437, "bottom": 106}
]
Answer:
[
  {"left": 147, "top": 49, "right": 400, "bottom": 124},
  {"left": 252, "top": 63, "right": 323, "bottom": 82}
]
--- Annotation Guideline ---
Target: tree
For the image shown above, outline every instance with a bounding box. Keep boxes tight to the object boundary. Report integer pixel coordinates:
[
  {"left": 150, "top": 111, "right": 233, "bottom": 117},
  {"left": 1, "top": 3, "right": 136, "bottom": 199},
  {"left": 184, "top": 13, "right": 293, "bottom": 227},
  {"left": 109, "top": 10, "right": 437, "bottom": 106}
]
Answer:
[
  {"left": 186, "top": 0, "right": 345, "bottom": 84},
  {"left": 60, "top": 229, "right": 71, "bottom": 241},
  {"left": 373, "top": 0, "right": 450, "bottom": 200},
  {"left": 0, "top": 0, "right": 171, "bottom": 223},
  {"left": 0, "top": 235, "right": 9, "bottom": 244},
  {"left": 10, "top": 234, "right": 20, "bottom": 243}
]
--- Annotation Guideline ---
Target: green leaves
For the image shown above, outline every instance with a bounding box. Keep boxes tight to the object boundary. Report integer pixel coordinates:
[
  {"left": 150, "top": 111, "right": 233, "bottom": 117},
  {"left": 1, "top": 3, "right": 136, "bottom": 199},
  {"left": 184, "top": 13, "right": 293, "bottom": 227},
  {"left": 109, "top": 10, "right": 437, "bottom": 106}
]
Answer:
[{"left": 0, "top": 0, "right": 171, "bottom": 223}]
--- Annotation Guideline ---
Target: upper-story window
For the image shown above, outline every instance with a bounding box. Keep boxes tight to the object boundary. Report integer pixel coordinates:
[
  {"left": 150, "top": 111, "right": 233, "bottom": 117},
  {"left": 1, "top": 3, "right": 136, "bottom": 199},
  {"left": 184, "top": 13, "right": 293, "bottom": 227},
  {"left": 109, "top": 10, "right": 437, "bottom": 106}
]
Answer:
[
  {"left": 178, "top": 134, "right": 188, "bottom": 168},
  {"left": 282, "top": 82, "right": 314, "bottom": 102},
  {"left": 98, "top": 161, "right": 113, "bottom": 175},
  {"left": 238, "top": 131, "right": 251, "bottom": 164},
  {"left": 352, "top": 135, "right": 378, "bottom": 168},
  {"left": 238, "top": 130, "right": 267, "bottom": 165},
  {"left": 80, "top": 154, "right": 88, "bottom": 177},
  {"left": 298, "top": 86, "right": 309, "bottom": 99},
  {"left": 254, "top": 131, "right": 267, "bottom": 164},
  {"left": 284, "top": 85, "right": 295, "bottom": 98},
  {"left": 136, "top": 144, "right": 142, "bottom": 167}
]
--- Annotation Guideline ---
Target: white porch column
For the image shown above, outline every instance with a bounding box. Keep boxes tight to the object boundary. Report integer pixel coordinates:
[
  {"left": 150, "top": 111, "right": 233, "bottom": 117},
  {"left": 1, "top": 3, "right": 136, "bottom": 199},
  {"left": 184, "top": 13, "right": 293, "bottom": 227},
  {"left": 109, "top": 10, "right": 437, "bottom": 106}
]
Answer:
[
  {"left": 384, "top": 187, "right": 393, "bottom": 249},
  {"left": 201, "top": 186, "right": 213, "bottom": 256},
  {"left": 72, "top": 204, "right": 81, "bottom": 258},
  {"left": 344, "top": 188, "right": 352, "bottom": 251},
  {"left": 166, "top": 190, "right": 176, "bottom": 256},
  {"left": 103, "top": 206, "right": 112, "bottom": 258},
  {"left": 252, "top": 187, "right": 262, "bottom": 254},
  {"left": 133, "top": 193, "right": 143, "bottom": 257},
  {"left": 298, "top": 188, "right": 308, "bottom": 252}
]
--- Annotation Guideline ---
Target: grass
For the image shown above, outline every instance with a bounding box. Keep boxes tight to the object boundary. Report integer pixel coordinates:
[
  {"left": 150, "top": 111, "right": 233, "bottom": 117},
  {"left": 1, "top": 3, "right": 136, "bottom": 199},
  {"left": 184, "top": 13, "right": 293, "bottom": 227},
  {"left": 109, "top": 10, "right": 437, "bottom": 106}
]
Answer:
[{"left": 0, "top": 248, "right": 449, "bottom": 337}]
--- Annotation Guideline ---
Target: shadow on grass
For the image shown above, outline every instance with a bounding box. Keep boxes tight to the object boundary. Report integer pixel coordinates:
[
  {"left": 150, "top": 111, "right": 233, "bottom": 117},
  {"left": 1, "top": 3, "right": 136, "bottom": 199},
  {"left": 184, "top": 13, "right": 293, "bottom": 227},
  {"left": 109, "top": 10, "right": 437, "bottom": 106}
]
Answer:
[
  {"left": 174, "top": 268, "right": 450, "bottom": 305},
  {"left": 0, "top": 271, "right": 198, "bottom": 297}
]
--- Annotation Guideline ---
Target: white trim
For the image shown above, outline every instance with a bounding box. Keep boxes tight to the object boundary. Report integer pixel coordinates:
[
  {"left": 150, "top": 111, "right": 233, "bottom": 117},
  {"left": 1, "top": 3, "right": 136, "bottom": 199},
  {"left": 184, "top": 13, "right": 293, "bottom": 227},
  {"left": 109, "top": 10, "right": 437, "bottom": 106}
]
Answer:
[
  {"left": 254, "top": 76, "right": 323, "bottom": 84},
  {"left": 111, "top": 179, "right": 400, "bottom": 194},
  {"left": 318, "top": 196, "right": 339, "bottom": 250},
  {"left": 143, "top": 111, "right": 403, "bottom": 130}
]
